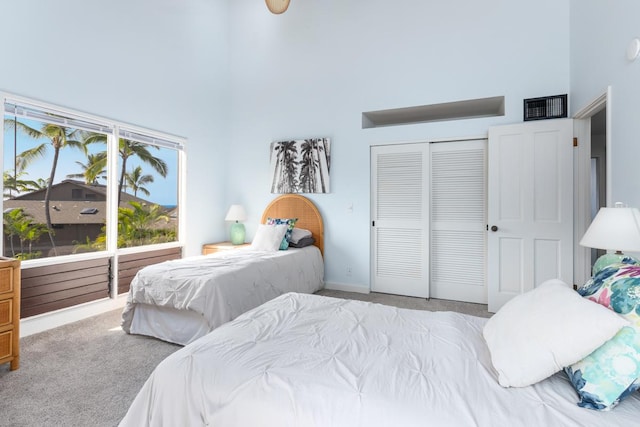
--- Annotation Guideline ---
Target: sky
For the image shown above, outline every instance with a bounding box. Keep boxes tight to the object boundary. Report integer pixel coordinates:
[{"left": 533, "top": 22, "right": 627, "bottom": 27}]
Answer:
[{"left": 3, "top": 117, "right": 178, "bottom": 206}]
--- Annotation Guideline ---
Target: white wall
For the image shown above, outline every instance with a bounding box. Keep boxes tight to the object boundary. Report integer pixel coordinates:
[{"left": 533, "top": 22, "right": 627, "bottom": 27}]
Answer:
[
  {"left": 227, "top": 0, "right": 571, "bottom": 291},
  {"left": 0, "top": 0, "right": 230, "bottom": 257},
  {"left": 0, "top": 1, "right": 580, "bottom": 295},
  {"left": 570, "top": 0, "right": 640, "bottom": 209}
]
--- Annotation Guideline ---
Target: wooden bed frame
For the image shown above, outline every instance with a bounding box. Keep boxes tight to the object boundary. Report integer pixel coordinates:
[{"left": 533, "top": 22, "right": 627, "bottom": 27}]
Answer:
[{"left": 261, "top": 194, "right": 324, "bottom": 256}]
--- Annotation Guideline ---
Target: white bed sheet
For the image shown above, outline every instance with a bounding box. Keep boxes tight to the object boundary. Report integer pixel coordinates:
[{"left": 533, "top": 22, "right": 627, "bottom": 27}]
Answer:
[
  {"left": 120, "top": 292, "right": 640, "bottom": 427},
  {"left": 121, "top": 246, "right": 323, "bottom": 345}
]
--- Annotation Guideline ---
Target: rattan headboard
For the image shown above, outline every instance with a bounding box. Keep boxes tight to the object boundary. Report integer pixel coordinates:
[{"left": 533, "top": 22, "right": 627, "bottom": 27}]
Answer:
[{"left": 261, "top": 194, "right": 324, "bottom": 256}]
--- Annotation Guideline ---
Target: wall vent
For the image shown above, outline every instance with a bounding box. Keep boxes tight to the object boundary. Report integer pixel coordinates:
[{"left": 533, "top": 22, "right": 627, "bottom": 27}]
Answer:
[{"left": 523, "top": 94, "right": 567, "bottom": 121}]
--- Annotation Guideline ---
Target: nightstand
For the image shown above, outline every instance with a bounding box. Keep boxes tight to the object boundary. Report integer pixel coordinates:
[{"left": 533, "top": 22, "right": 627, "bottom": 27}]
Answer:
[{"left": 202, "top": 241, "right": 250, "bottom": 255}]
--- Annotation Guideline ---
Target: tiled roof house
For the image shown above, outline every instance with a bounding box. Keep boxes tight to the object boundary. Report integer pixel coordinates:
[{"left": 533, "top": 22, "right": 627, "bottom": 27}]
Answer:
[{"left": 3, "top": 180, "right": 175, "bottom": 256}]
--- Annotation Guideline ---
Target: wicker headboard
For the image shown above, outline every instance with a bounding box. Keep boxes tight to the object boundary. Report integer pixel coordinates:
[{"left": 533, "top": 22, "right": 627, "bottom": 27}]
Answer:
[{"left": 261, "top": 194, "right": 324, "bottom": 256}]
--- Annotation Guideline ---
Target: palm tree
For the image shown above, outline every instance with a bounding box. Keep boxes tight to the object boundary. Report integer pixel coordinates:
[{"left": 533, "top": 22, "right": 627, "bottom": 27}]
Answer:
[
  {"left": 271, "top": 141, "right": 298, "bottom": 193},
  {"left": 22, "top": 220, "right": 48, "bottom": 259},
  {"left": 66, "top": 152, "right": 107, "bottom": 184},
  {"left": 124, "top": 166, "right": 154, "bottom": 197},
  {"left": 3, "top": 208, "right": 47, "bottom": 259},
  {"left": 299, "top": 139, "right": 319, "bottom": 193},
  {"left": 3, "top": 208, "right": 28, "bottom": 256},
  {"left": 315, "top": 138, "right": 329, "bottom": 193},
  {"left": 283, "top": 141, "right": 299, "bottom": 193},
  {"left": 30, "top": 178, "right": 49, "bottom": 192},
  {"left": 75, "top": 201, "right": 173, "bottom": 252},
  {"left": 5, "top": 120, "right": 86, "bottom": 255},
  {"left": 270, "top": 142, "right": 284, "bottom": 193},
  {"left": 297, "top": 138, "right": 330, "bottom": 193},
  {"left": 82, "top": 135, "right": 168, "bottom": 205},
  {"left": 117, "top": 140, "right": 167, "bottom": 204},
  {"left": 3, "top": 171, "right": 41, "bottom": 198},
  {"left": 117, "top": 201, "right": 170, "bottom": 247}
]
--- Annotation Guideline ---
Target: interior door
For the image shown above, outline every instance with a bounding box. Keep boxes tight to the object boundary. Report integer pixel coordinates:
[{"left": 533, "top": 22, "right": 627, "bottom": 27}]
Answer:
[
  {"left": 371, "top": 144, "right": 429, "bottom": 298},
  {"left": 430, "top": 139, "right": 487, "bottom": 303},
  {"left": 487, "top": 119, "right": 574, "bottom": 312}
]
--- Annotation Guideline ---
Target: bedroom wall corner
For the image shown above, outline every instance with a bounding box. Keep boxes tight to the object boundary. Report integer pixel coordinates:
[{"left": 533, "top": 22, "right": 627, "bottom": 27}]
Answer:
[{"left": 570, "top": 0, "right": 640, "bottom": 211}]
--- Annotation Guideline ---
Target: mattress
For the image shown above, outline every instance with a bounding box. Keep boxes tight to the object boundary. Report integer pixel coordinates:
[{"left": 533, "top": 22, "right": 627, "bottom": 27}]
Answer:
[
  {"left": 120, "top": 292, "right": 640, "bottom": 426},
  {"left": 121, "top": 246, "right": 323, "bottom": 345}
]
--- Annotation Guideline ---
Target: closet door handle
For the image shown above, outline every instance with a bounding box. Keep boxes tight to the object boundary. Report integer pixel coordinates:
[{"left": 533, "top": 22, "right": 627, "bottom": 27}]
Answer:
[{"left": 490, "top": 225, "right": 498, "bottom": 232}]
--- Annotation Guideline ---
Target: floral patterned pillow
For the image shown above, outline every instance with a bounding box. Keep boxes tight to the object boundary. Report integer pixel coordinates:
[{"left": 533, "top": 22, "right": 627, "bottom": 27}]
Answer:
[
  {"left": 266, "top": 218, "right": 297, "bottom": 250},
  {"left": 565, "top": 263, "right": 640, "bottom": 410}
]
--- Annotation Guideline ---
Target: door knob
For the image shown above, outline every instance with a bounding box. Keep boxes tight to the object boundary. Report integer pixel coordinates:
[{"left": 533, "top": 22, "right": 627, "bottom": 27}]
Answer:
[{"left": 491, "top": 225, "right": 498, "bottom": 232}]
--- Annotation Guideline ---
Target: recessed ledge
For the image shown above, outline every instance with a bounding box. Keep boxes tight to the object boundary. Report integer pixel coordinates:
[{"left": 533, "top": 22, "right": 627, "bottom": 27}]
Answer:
[{"left": 362, "top": 96, "right": 505, "bottom": 129}]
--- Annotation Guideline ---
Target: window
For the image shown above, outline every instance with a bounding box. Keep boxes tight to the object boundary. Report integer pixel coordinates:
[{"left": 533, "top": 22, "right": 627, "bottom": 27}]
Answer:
[
  {"left": 115, "top": 128, "right": 181, "bottom": 249},
  {"left": 2, "top": 95, "right": 184, "bottom": 261}
]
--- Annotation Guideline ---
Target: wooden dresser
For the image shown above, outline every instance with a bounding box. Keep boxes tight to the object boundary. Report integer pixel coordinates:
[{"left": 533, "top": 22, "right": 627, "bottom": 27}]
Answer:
[{"left": 0, "top": 257, "right": 21, "bottom": 371}]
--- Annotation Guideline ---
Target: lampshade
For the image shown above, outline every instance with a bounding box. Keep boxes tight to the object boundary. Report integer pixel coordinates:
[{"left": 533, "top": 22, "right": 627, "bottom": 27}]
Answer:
[
  {"left": 581, "top": 205, "right": 640, "bottom": 275},
  {"left": 580, "top": 206, "right": 640, "bottom": 252},
  {"left": 225, "top": 205, "right": 247, "bottom": 222},
  {"left": 265, "top": 0, "right": 290, "bottom": 14}
]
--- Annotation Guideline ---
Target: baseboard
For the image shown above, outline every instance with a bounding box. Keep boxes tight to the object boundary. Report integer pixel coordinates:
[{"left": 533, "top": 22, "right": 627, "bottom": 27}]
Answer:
[
  {"left": 20, "top": 295, "right": 128, "bottom": 337},
  {"left": 323, "top": 281, "right": 370, "bottom": 294}
]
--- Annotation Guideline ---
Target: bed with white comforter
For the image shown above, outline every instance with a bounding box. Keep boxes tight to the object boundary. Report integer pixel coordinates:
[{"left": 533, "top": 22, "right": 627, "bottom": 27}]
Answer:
[
  {"left": 121, "top": 246, "right": 323, "bottom": 345},
  {"left": 120, "top": 292, "right": 640, "bottom": 426}
]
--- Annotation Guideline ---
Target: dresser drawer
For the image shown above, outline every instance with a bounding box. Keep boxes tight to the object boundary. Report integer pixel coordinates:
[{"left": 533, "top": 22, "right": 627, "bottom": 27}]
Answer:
[
  {"left": 0, "top": 267, "right": 13, "bottom": 294},
  {"left": 0, "top": 330, "right": 12, "bottom": 360},
  {"left": 0, "top": 299, "right": 11, "bottom": 328}
]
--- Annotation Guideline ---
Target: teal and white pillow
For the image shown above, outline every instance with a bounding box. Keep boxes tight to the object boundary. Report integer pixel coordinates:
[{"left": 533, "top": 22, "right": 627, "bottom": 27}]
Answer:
[
  {"left": 565, "top": 326, "right": 640, "bottom": 410},
  {"left": 566, "top": 264, "right": 640, "bottom": 410},
  {"left": 266, "top": 217, "right": 297, "bottom": 250}
]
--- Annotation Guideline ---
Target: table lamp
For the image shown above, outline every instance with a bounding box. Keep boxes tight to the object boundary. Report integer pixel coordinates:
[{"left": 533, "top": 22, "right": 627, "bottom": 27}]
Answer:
[
  {"left": 225, "top": 205, "right": 247, "bottom": 245},
  {"left": 580, "top": 204, "right": 640, "bottom": 275}
]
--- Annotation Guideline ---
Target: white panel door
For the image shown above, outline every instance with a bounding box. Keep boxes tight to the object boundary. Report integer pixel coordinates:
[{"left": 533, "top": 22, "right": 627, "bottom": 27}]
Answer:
[
  {"left": 487, "top": 119, "right": 574, "bottom": 312},
  {"left": 430, "top": 139, "right": 487, "bottom": 303},
  {"left": 371, "top": 144, "right": 429, "bottom": 298}
]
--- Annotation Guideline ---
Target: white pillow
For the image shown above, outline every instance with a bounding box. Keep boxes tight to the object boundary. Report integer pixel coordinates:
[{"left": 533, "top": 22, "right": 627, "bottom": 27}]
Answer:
[
  {"left": 483, "top": 279, "right": 628, "bottom": 388},
  {"left": 250, "top": 224, "right": 289, "bottom": 251}
]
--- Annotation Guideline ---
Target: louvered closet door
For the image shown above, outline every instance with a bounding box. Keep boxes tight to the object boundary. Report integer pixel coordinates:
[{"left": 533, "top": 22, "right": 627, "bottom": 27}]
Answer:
[
  {"left": 430, "top": 140, "right": 487, "bottom": 304},
  {"left": 371, "top": 144, "right": 429, "bottom": 298}
]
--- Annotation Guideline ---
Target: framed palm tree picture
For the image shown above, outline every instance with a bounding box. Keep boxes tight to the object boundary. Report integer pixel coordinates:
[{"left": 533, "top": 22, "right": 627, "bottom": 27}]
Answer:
[{"left": 270, "top": 138, "right": 330, "bottom": 194}]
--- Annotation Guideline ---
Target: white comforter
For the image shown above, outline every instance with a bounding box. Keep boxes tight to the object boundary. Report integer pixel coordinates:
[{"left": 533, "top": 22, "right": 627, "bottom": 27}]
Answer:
[
  {"left": 121, "top": 247, "right": 323, "bottom": 341},
  {"left": 120, "top": 292, "right": 640, "bottom": 427}
]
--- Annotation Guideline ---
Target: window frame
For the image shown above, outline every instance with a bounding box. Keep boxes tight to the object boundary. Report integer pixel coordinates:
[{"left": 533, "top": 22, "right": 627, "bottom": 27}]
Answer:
[{"left": 1, "top": 92, "right": 186, "bottom": 299}]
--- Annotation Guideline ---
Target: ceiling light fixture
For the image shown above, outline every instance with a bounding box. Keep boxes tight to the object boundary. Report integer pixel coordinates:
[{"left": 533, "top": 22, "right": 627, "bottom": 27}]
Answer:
[{"left": 265, "top": 0, "right": 290, "bottom": 14}]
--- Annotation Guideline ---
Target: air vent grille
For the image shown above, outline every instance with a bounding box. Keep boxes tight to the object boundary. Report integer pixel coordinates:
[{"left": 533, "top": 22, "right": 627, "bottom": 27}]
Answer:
[{"left": 524, "top": 94, "right": 567, "bottom": 121}]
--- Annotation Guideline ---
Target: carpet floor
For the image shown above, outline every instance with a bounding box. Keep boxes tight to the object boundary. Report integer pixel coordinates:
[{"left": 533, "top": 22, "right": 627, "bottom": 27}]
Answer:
[{"left": 0, "top": 290, "right": 490, "bottom": 426}]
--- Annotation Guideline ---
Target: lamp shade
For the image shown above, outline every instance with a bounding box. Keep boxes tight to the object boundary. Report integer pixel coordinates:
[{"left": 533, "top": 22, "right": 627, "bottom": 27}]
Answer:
[
  {"left": 225, "top": 205, "right": 247, "bottom": 222},
  {"left": 265, "top": 0, "right": 290, "bottom": 14},
  {"left": 580, "top": 207, "right": 640, "bottom": 252}
]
